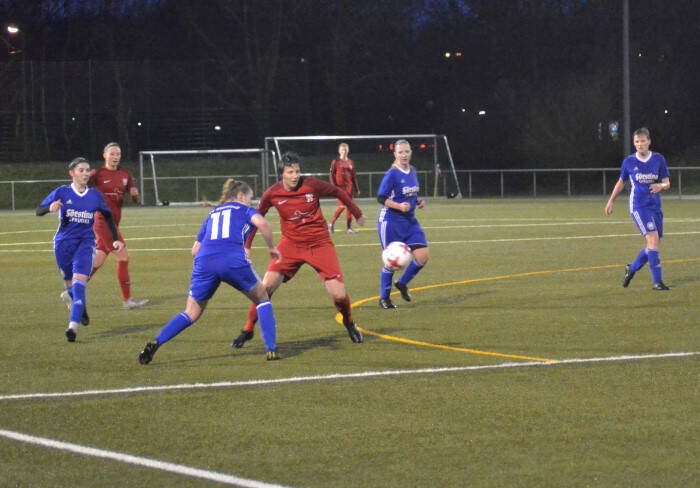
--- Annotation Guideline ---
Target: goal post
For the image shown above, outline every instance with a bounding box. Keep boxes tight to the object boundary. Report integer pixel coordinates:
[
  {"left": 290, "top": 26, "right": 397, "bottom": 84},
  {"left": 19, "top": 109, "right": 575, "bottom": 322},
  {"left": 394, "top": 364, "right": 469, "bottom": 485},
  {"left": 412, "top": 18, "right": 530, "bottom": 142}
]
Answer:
[
  {"left": 263, "top": 134, "right": 463, "bottom": 198},
  {"left": 137, "top": 148, "right": 266, "bottom": 206}
]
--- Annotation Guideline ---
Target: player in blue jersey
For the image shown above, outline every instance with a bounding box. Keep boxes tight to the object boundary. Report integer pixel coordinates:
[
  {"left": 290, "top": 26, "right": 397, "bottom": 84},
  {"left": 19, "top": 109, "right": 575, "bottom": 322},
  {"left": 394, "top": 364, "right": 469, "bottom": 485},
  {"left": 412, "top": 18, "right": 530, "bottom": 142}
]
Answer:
[
  {"left": 138, "top": 179, "right": 282, "bottom": 364},
  {"left": 376, "top": 139, "right": 430, "bottom": 309},
  {"left": 605, "top": 127, "right": 671, "bottom": 290},
  {"left": 36, "top": 157, "right": 124, "bottom": 342}
]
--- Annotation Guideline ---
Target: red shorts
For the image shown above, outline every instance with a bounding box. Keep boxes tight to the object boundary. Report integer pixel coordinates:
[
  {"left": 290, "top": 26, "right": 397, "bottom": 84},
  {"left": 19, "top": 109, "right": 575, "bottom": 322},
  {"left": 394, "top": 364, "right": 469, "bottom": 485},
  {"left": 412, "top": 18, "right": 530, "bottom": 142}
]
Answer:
[
  {"left": 94, "top": 218, "right": 125, "bottom": 254},
  {"left": 267, "top": 237, "right": 344, "bottom": 283}
]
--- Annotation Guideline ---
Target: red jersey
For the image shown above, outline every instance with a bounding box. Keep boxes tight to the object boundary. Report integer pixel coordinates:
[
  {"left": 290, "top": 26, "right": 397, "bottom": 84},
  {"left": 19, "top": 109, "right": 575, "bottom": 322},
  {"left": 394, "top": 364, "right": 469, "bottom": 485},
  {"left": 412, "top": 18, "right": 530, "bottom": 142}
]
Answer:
[
  {"left": 89, "top": 166, "right": 137, "bottom": 224},
  {"left": 249, "top": 176, "right": 363, "bottom": 246},
  {"left": 330, "top": 158, "right": 359, "bottom": 191}
]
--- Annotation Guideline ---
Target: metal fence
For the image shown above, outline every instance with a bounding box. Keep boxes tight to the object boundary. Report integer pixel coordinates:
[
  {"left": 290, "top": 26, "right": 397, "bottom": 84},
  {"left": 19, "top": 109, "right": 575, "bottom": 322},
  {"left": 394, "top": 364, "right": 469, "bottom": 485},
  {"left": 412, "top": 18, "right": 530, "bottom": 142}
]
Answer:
[{"left": 3, "top": 167, "right": 699, "bottom": 210}]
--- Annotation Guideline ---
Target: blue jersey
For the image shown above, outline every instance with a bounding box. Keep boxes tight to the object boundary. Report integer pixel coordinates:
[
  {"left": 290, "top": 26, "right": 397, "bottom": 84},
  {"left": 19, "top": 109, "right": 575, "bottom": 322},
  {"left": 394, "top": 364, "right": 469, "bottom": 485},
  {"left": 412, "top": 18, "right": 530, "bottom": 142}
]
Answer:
[
  {"left": 377, "top": 165, "right": 421, "bottom": 217},
  {"left": 194, "top": 202, "right": 258, "bottom": 267},
  {"left": 377, "top": 165, "right": 427, "bottom": 248},
  {"left": 619, "top": 152, "right": 669, "bottom": 212},
  {"left": 40, "top": 184, "right": 112, "bottom": 243}
]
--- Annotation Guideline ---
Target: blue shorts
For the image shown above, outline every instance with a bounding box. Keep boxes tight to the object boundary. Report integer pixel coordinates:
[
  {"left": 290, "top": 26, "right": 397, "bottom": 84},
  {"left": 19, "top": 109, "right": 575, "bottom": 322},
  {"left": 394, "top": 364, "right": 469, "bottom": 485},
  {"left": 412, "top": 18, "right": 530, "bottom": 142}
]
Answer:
[
  {"left": 378, "top": 212, "right": 427, "bottom": 250},
  {"left": 55, "top": 238, "right": 95, "bottom": 281},
  {"left": 630, "top": 208, "right": 663, "bottom": 238},
  {"left": 189, "top": 258, "right": 261, "bottom": 302}
]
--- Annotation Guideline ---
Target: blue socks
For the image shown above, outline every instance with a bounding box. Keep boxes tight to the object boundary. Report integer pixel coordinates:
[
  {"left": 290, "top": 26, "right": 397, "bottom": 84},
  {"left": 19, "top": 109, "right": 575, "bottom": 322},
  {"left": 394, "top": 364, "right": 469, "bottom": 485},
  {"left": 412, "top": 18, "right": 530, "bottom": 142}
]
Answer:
[
  {"left": 380, "top": 268, "right": 394, "bottom": 299},
  {"left": 630, "top": 248, "right": 649, "bottom": 272},
  {"left": 69, "top": 279, "right": 87, "bottom": 324},
  {"left": 256, "top": 300, "right": 277, "bottom": 351},
  {"left": 648, "top": 249, "right": 662, "bottom": 283},
  {"left": 381, "top": 259, "right": 425, "bottom": 298},
  {"left": 156, "top": 312, "right": 194, "bottom": 345},
  {"left": 154, "top": 301, "right": 276, "bottom": 351},
  {"left": 396, "top": 259, "right": 424, "bottom": 286},
  {"left": 631, "top": 248, "right": 662, "bottom": 283}
]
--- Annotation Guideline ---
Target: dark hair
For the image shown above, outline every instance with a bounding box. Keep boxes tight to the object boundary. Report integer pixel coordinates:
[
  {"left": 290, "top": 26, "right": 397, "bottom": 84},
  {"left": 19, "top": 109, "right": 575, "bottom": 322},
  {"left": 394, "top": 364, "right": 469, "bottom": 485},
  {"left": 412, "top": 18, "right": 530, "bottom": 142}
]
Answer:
[
  {"left": 218, "top": 178, "right": 252, "bottom": 204},
  {"left": 278, "top": 151, "right": 301, "bottom": 174},
  {"left": 68, "top": 157, "right": 89, "bottom": 170}
]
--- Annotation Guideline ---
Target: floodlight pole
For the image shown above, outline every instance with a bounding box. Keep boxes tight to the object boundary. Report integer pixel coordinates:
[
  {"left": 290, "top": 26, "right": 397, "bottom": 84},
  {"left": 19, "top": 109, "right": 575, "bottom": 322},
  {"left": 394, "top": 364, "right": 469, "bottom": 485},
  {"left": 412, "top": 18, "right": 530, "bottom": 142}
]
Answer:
[{"left": 622, "top": 0, "right": 631, "bottom": 156}]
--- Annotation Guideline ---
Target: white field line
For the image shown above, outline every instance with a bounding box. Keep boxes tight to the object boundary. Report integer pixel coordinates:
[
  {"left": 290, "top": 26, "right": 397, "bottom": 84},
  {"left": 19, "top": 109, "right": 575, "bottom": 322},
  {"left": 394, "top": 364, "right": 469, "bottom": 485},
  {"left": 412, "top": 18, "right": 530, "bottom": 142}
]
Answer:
[
  {"left": 3, "top": 215, "right": 700, "bottom": 242},
  {"left": 0, "top": 428, "right": 292, "bottom": 488},
  {"left": 1, "top": 352, "right": 696, "bottom": 486},
  {"left": 4, "top": 230, "right": 700, "bottom": 253},
  {"left": 1, "top": 351, "right": 696, "bottom": 403}
]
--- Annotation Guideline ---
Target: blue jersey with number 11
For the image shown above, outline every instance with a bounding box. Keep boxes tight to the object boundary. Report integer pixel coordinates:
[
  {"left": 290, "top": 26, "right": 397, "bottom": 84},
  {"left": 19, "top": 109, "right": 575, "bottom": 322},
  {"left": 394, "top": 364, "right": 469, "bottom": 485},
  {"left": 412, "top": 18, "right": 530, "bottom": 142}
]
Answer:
[{"left": 195, "top": 202, "right": 258, "bottom": 267}]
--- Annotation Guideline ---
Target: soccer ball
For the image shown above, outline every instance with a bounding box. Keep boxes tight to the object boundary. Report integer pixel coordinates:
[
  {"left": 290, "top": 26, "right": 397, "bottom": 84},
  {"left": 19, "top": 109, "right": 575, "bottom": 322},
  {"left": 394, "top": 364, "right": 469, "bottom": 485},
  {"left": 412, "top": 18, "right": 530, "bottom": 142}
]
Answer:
[{"left": 382, "top": 241, "right": 413, "bottom": 270}]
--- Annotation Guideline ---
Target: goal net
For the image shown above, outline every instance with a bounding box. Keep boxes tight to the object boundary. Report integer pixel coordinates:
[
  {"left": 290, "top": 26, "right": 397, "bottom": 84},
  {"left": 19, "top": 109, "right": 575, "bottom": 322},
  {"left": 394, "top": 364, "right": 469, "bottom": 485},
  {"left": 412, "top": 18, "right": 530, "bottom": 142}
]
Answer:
[
  {"left": 137, "top": 148, "right": 266, "bottom": 206},
  {"left": 263, "top": 134, "right": 463, "bottom": 198}
]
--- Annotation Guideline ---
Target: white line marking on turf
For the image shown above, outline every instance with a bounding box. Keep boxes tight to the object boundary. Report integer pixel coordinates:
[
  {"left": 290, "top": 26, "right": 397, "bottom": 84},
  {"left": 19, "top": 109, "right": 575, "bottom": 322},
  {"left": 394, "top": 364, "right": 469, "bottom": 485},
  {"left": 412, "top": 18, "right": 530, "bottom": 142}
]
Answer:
[
  {"left": 5, "top": 230, "right": 700, "bottom": 252},
  {"left": 1, "top": 353, "right": 695, "bottom": 486},
  {"left": 0, "top": 352, "right": 696, "bottom": 402},
  {"left": 0, "top": 429, "right": 291, "bottom": 488}
]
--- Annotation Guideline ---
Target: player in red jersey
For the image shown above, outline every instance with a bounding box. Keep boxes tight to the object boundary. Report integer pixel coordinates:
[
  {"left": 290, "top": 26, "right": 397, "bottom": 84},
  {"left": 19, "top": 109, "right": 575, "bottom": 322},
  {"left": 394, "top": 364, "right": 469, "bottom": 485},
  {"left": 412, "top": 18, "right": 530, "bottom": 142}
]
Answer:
[
  {"left": 328, "top": 142, "right": 360, "bottom": 234},
  {"left": 232, "top": 151, "right": 366, "bottom": 349},
  {"left": 88, "top": 142, "right": 149, "bottom": 309}
]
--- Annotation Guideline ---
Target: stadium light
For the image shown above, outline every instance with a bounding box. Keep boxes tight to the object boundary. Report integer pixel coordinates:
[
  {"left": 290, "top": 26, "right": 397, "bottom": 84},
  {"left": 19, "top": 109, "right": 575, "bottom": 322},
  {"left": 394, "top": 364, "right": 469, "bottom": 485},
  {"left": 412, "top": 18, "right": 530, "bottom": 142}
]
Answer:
[{"left": 2, "top": 23, "right": 22, "bottom": 55}]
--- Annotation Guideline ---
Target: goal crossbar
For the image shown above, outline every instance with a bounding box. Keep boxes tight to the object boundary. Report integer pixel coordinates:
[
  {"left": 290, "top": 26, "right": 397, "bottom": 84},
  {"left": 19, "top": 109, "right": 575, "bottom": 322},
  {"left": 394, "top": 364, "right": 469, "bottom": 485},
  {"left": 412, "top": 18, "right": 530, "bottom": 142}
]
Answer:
[
  {"left": 138, "top": 148, "right": 265, "bottom": 206},
  {"left": 264, "top": 134, "right": 463, "bottom": 198}
]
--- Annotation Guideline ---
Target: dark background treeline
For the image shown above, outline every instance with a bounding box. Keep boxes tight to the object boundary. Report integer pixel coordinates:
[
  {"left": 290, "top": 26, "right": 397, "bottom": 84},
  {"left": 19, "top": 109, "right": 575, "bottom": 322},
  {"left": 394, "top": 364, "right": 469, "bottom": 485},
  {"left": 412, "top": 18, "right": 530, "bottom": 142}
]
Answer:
[{"left": 1, "top": 0, "right": 698, "bottom": 168}]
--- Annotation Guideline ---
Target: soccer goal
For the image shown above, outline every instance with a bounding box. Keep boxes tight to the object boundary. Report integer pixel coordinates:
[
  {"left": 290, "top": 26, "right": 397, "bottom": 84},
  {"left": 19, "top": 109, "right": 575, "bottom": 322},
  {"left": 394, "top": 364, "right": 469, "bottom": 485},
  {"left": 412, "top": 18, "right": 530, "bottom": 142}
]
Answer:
[
  {"left": 263, "top": 134, "right": 463, "bottom": 198},
  {"left": 137, "top": 148, "right": 266, "bottom": 206}
]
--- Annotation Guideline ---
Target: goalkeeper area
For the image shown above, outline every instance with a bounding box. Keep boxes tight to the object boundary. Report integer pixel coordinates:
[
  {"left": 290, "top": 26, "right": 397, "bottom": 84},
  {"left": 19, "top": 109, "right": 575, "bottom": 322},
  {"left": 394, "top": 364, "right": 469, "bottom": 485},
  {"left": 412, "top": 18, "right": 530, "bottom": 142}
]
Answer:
[{"left": 138, "top": 134, "right": 462, "bottom": 206}]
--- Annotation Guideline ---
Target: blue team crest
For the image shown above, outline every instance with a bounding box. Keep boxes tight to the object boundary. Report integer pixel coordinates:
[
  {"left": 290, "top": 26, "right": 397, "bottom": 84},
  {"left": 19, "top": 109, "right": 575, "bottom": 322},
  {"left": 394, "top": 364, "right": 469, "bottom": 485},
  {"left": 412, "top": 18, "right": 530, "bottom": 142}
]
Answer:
[{"left": 647, "top": 221, "right": 656, "bottom": 231}]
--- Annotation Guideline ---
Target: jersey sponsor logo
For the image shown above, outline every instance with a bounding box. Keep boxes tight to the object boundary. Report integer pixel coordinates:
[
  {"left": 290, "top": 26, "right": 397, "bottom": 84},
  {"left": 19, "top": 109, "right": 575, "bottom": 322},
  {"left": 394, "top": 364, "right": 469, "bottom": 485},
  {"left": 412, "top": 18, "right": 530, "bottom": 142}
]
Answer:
[
  {"left": 65, "top": 208, "right": 95, "bottom": 224},
  {"left": 635, "top": 173, "right": 659, "bottom": 185},
  {"left": 402, "top": 185, "right": 420, "bottom": 197}
]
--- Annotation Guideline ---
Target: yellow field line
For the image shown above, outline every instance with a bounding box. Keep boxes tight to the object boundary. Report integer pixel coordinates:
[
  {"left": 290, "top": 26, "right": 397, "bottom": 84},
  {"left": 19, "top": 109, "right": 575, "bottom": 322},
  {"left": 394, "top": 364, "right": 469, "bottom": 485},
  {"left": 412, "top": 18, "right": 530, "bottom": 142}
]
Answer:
[
  {"left": 361, "top": 329, "right": 557, "bottom": 362},
  {"left": 341, "top": 258, "right": 700, "bottom": 363}
]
